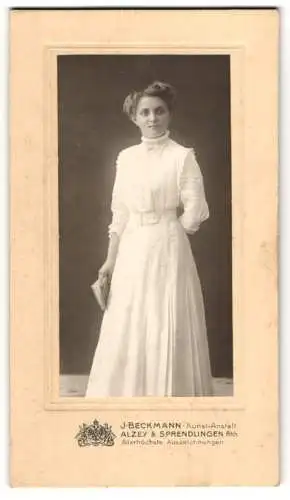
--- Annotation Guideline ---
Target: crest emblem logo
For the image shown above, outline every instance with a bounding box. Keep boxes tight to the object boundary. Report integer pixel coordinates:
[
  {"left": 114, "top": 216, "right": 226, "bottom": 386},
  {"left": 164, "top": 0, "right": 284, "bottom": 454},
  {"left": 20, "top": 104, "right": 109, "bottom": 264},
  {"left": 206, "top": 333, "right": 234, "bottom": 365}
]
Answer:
[{"left": 75, "top": 419, "right": 116, "bottom": 447}]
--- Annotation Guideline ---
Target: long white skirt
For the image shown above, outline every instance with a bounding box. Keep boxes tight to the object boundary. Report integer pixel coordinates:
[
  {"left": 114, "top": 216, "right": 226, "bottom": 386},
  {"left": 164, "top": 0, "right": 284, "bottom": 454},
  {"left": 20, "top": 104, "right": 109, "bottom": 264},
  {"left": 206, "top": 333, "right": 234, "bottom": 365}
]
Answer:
[{"left": 86, "top": 214, "right": 213, "bottom": 397}]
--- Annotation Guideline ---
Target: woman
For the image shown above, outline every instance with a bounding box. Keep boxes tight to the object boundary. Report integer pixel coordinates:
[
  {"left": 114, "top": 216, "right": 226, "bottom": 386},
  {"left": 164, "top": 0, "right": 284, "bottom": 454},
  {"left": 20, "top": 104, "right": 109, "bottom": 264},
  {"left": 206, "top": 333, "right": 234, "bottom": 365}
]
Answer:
[{"left": 86, "top": 81, "right": 213, "bottom": 397}]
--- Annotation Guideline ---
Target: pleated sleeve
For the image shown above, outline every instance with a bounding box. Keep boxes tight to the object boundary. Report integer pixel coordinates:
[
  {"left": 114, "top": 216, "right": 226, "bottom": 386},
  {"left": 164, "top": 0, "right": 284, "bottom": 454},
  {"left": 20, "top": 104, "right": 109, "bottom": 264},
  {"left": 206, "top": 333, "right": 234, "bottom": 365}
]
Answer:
[
  {"left": 178, "top": 149, "right": 210, "bottom": 234},
  {"left": 108, "top": 151, "right": 129, "bottom": 239}
]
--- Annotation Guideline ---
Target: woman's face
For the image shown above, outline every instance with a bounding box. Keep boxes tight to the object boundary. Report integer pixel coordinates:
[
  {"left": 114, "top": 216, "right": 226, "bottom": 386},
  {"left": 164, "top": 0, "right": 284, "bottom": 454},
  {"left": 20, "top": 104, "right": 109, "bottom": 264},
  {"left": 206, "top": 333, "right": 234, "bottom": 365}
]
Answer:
[{"left": 133, "top": 95, "right": 171, "bottom": 139}]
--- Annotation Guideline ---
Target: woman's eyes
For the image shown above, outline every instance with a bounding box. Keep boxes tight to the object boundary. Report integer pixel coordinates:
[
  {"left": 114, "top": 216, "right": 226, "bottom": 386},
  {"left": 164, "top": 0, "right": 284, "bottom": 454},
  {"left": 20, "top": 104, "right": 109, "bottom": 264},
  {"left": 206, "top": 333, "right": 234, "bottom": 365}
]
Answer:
[{"left": 140, "top": 107, "right": 166, "bottom": 116}]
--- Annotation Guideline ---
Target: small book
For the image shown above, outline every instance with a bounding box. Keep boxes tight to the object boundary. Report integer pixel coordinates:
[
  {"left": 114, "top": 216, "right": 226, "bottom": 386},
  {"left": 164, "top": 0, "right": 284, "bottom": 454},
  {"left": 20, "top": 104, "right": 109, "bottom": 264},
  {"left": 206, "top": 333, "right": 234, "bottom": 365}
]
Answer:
[{"left": 91, "top": 274, "right": 111, "bottom": 311}]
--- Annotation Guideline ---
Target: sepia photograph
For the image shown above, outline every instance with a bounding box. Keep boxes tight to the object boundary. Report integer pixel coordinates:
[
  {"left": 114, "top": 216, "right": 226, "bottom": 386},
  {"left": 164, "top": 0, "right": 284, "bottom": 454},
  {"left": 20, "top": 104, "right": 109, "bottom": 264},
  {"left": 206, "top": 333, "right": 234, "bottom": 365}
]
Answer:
[
  {"left": 57, "top": 54, "right": 233, "bottom": 398},
  {"left": 10, "top": 8, "right": 279, "bottom": 486}
]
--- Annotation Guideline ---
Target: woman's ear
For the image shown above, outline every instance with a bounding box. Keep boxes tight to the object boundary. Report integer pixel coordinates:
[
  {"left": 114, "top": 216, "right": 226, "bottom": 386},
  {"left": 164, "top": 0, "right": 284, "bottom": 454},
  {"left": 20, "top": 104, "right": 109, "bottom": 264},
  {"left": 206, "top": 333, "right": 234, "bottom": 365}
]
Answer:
[{"left": 131, "top": 115, "right": 137, "bottom": 125}]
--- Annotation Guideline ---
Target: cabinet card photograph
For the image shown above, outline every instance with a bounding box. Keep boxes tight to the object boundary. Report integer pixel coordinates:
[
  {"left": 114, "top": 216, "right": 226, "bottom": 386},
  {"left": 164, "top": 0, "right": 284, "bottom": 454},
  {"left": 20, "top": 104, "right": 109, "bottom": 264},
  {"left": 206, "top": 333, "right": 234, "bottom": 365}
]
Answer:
[{"left": 10, "top": 9, "right": 279, "bottom": 487}]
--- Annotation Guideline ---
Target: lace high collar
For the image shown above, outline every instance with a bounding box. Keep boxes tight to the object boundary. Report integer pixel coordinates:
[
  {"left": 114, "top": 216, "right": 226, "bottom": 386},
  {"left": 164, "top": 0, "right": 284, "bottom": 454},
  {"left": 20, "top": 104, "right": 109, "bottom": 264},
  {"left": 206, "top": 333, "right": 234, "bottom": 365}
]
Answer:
[{"left": 141, "top": 130, "right": 170, "bottom": 150}]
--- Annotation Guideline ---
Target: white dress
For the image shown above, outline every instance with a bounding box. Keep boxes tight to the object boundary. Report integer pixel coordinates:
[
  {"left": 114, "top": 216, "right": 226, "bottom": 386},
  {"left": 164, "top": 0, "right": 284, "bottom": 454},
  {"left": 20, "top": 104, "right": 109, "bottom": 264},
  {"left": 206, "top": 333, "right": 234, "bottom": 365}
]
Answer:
[{"left": 86, "top": 131, "right": 213, "bottom": 397}]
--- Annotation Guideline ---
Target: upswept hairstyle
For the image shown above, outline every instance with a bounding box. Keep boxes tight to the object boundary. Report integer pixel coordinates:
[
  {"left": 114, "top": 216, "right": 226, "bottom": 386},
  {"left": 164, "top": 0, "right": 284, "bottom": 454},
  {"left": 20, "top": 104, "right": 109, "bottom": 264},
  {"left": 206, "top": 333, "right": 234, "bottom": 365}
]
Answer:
[{"left": 123, "top": 81, "right": 176, "bottom": 120}]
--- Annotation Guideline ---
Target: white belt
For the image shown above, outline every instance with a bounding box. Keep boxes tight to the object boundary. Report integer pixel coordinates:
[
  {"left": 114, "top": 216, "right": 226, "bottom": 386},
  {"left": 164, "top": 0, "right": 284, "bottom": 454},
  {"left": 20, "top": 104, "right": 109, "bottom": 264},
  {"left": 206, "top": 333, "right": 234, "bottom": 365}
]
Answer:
[{"left": 129, "top": 209, "right": 177, "bottom": 227}]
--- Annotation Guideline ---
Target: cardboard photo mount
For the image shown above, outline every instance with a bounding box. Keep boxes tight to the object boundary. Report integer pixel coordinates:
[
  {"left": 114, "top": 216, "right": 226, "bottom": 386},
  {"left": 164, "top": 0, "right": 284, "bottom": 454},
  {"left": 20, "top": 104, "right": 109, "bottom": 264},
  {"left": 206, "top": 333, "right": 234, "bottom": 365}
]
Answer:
[{"left": 10, "top": 9, "right": 279, "bottom": 486}]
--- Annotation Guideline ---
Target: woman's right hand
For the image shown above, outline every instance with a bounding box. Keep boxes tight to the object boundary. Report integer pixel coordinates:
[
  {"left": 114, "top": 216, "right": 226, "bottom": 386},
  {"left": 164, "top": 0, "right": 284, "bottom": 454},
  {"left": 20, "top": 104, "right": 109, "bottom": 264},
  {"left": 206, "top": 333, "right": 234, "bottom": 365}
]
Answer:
[{"left": 98, "top": 259, "right": 115, "bottom": 281}]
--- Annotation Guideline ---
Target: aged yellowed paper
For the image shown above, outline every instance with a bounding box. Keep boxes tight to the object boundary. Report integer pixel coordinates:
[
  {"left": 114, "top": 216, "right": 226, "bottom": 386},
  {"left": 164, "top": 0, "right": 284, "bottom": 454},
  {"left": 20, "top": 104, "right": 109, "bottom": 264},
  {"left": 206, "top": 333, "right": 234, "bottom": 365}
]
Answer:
[{"left": 10, "top": 9, "right": 278, "bottom": 486}]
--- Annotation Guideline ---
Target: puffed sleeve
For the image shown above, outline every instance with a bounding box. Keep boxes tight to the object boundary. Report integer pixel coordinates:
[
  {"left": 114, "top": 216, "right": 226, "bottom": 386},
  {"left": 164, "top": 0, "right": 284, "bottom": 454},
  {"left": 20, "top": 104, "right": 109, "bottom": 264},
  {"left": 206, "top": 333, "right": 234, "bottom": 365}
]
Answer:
[
  {"left": 108, "top": 151, "right": 129, "bottom": 239},
  {"left": 178, "top": 149, "right": 209, "bottom": 234}
]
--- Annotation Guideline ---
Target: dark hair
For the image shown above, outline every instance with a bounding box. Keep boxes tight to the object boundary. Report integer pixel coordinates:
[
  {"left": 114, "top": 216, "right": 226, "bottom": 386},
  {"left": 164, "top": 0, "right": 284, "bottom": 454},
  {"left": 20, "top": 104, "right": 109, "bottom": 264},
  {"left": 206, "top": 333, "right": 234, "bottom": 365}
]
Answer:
[{"left": 123, "top": 81, "right": 176, "bottom": 119}]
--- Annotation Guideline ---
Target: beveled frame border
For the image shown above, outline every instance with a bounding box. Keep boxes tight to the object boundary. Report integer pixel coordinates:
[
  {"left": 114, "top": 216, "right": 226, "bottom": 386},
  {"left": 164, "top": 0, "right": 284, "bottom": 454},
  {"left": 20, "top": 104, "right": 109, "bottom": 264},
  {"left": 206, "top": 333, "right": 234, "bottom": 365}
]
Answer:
[{"left": 43, "top": 43, "right": 245, "bottom": 412}]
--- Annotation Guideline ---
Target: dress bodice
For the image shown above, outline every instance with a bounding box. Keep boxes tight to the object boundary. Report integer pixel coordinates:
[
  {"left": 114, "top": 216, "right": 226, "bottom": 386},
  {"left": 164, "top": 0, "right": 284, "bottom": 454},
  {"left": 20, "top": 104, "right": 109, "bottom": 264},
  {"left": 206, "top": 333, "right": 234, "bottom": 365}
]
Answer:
[{"left": 108, "top": 132, "right": 209, "bottom": 237}]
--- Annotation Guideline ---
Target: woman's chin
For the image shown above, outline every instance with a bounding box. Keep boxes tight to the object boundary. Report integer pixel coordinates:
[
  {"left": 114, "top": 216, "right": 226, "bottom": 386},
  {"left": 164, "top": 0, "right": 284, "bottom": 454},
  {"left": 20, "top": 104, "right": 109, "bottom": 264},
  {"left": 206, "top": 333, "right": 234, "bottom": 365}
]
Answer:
[{"left": 144, "top": 129, "right": 166, "bottom": 139}]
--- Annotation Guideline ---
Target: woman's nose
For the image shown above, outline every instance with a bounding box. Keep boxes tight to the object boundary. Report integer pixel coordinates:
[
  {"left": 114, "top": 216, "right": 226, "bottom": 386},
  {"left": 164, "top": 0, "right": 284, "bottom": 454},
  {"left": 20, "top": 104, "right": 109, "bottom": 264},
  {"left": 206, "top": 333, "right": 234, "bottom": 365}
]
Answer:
[{"left": 148, "top": 111, "right": 157, "bottom": 122}]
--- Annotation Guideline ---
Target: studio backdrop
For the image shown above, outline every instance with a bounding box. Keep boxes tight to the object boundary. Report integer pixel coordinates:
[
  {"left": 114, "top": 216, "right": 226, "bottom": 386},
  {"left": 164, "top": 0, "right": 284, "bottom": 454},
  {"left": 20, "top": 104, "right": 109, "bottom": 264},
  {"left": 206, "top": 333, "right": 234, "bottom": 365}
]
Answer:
[{"left": 57, "top": 54, "right": 233, "bottom": 379}]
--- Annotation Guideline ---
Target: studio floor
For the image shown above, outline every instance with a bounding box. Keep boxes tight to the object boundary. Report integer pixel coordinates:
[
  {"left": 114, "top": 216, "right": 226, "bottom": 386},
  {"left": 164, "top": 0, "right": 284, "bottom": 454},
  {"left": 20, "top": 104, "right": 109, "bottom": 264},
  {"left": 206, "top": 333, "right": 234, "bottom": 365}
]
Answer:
[{"left": 60, "top": 375, "right": 233, "bottom": 397}]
